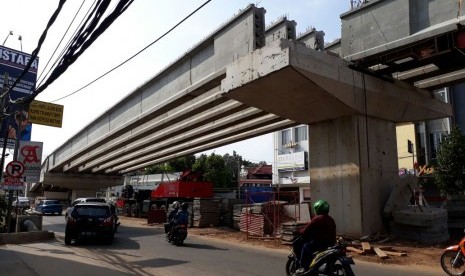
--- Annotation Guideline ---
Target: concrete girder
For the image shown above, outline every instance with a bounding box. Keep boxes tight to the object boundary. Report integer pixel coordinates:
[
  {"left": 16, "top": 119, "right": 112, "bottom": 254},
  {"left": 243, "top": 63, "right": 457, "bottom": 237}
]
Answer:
[
  {"left": 42, "top": 172, "right": 123, "bottom": 189},
  {"left": 50, "top": 69, "right": 226, "bottom": 172},
  {"left": 116, "top": 119, "right": 296, "bottom": 174},
  {"left": 80, "top": 104, "right": 264, "bottom": 173},
  {"left": 63, "top": 86, "right": 236, "bottom": 172},
  {"left": 221, "top": 39, "right": 452, "bottom": 124},
  {"left": 97, "top": 113, "right": 290, "bottom": 173}
]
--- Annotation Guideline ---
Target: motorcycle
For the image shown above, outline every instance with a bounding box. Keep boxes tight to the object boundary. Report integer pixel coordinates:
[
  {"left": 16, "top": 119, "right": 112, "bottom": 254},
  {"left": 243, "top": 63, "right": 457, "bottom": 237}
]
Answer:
[
  {"left": 286, "top": 237, "right": 355, "bottom": 276},
  {"left": 441, "top": 232, "right": 465, "bottom": 275},
  {"left": 165, "top": 223, "right": 188, "bottom": 246}
]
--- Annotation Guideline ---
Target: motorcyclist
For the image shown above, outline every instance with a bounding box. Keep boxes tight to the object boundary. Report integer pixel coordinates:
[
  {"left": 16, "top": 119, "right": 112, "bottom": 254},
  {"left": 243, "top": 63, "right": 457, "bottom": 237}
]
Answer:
[
  {"left": 295, "top": 199, "right": 336, "bottom": 274},
  {"left": 166, "top": 201, "right": 180, "bottom": 235},
  {"left": 168, "top": 201, "right": 180, "bottom": 222},
  {"left": 174, "top": 202, "right": 189, "bottom": 226}
]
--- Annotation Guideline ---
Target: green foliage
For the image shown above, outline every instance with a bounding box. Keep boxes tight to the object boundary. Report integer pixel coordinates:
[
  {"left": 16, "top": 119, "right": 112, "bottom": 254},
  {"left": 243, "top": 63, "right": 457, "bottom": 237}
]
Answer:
[
  {"left": 193, "top": 153, "right": 235, "bottom": 188},
  {"left": 144, "top": 152, "right": 256, "bottom": 189},
  {"left": 434, "top": 125, "right": 465, "bottom": 196},
  {"left": 144, "top": 154, "right": 196, "bottom": 174}
]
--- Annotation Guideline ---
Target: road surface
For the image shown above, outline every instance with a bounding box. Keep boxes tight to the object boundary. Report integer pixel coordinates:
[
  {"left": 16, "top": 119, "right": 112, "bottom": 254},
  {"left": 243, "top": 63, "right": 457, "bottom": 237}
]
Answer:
[{"left": 0, "top": 215, "right": 445, "bottom": 275}]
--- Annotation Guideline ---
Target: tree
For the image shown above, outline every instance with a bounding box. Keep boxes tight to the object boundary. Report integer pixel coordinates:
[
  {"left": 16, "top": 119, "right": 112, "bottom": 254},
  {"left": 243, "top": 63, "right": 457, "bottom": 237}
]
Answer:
[
  {"left": 193, "top": 153, "right": 233, "bottom": 188},
  {"left": 144, "top": 154, "right": 196, "bottom": 174},
  {"left": 434, "top": 125, "right": 465, "bottom": 196}
]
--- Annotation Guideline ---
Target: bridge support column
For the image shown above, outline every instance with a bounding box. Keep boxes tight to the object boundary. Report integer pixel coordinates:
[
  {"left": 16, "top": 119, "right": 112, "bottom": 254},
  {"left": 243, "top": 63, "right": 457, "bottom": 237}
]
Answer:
[{"left": 309, "top": 115, "right": 398, "bottom": 236}]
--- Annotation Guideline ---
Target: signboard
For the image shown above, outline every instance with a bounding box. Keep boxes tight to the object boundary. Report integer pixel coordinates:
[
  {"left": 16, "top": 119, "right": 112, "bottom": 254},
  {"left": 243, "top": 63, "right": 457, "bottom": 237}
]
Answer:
[
  {"left": 17, "top": 141, "right": 43, "bottom": 183},
  {"left": 29, "top": 100, "right": 63, "bottom": 127},
  {"left": 2, "top": 176, "right": 24, "bottom": 190},
  {"left": 277, "top": 151, "right": 307, "bottom": 172},
  {"left": 0, "top": 45, "right": 39, "bottom": 148},
  {"left": 2, "top": 160, "right": 25, "bottom": 190},
  {"left": 5, "top": 160, "right": 25, "bottom": 177}
]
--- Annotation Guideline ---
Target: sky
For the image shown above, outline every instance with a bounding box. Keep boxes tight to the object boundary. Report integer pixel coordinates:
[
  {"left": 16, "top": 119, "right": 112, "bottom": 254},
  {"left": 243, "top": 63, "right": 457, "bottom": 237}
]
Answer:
[{"left": 0, "top": 0, "right": 349, "bottom": 166}]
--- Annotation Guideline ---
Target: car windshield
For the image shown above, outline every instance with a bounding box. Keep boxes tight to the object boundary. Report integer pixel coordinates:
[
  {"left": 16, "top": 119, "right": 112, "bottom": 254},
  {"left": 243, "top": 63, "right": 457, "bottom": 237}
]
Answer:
[
  {"left": 87, "top": 198, "right": 106, "bottom": 203},
  {"left": 72, "top": 198, "right": 106, "bottom": 207},
  {"left": 74, "top": 206, "right": 109, "bottom": 217},
  {"left": 45, "top": 200, "right": 60, "bottom": 205}
]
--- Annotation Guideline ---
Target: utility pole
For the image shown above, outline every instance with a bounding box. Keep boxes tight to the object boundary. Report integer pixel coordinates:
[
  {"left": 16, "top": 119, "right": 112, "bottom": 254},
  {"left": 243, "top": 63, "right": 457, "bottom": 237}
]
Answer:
[
  {"left": 0, "top": 72, "right": 14, "bottom": 232},
  {"left": 408, "top": 139, "right": 415, "bottom": 172}
]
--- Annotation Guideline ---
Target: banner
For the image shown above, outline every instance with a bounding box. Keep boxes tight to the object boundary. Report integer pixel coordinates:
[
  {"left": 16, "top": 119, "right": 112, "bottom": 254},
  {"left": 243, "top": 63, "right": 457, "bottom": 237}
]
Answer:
[
  {"left": 0, "top": 45, "right": 39, "bottom": 148},
  {"left": 17, "top": 140, "right": 43, "bottom": 183}
]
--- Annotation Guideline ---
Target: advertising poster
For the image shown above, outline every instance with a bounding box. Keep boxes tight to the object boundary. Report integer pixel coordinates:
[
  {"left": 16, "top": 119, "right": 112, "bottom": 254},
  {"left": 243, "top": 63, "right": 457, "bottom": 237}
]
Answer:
[
  {"left": 17, "top": 140, "right": 43, "bottom": 183},
  {"left": 0, "top": 45, "right": 38, "bottom": 148}
]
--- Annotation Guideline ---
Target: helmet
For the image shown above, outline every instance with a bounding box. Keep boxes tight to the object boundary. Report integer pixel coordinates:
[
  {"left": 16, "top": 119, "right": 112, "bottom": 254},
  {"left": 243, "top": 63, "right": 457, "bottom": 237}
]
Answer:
[
  {"left": 313, "top": 199, "right": 329, "bottom": 215},
  {"left": 181, "top": 202, "right": 188, "bottom": 211},
  {"left": 172, "top": 201, "right": 180, "bottom": 209}
]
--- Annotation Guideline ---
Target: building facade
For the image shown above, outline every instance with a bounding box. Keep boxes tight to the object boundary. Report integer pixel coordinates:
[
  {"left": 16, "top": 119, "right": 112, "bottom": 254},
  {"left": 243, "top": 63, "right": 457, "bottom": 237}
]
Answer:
[{"left": 272, "top": 125, "right": 310, "bottom": 203}]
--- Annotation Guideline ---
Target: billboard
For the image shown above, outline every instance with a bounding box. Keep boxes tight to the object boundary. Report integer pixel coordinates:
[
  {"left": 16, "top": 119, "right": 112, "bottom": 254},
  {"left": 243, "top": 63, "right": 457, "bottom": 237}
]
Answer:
[
  {"left": 277, "top": 151, "right": 307, "bottom": 172},
  {"left": 17, "top": 140, "right": 43, "bottom": 183},
  {"left": 0, "top": 45, "right": 39, "bottom": 148}
]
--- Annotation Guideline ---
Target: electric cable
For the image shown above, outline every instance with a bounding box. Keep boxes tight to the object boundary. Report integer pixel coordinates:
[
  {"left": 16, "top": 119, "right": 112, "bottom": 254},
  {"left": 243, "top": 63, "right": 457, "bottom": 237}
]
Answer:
[
  {"left": 50, "top": 0, "right": 212, "bottom": 103},
  {"left": 6, "top": 0, "right": 134, "bottom": 116},
  {"left": 36, "top": 0, "right": 87, "bottom": 85},
  {"left": 38, "top": 0, "right": 98, "bottom": 87},
  {"left": 0, "top": 0, "right": 67, "bottom": 120}
]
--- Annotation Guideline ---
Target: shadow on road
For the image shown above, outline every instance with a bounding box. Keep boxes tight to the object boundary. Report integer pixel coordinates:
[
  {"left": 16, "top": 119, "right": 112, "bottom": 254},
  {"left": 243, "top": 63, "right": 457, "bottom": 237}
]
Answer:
[{"left": 181, "top": 242, "right": 228, "bottom": 250}]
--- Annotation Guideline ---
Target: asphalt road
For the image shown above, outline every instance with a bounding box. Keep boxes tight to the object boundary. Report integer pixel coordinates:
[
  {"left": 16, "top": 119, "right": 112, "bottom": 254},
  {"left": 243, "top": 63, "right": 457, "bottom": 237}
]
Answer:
[{"left": 0, "top": 215, "right": 446, "bottom": 276}]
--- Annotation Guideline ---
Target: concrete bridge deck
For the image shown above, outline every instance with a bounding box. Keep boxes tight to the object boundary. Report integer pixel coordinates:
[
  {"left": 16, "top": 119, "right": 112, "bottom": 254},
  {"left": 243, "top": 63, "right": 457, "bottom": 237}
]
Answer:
[{"left": 38, "top": 1, "right": 465, "bottom": 236}]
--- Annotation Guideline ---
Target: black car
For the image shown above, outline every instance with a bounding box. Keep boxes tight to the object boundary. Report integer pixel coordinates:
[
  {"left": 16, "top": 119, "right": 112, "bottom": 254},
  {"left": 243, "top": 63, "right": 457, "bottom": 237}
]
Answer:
[
  {"left": 65, "top": 197, "right": 107, "bottom": 219},
  {"left": 65, "top": 202, "right": 115, "bottom": 245}
]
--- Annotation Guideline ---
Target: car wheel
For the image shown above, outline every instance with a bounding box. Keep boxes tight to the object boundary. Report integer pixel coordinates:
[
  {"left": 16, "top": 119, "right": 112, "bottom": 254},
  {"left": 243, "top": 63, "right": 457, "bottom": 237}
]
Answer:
[
  {"left": 130, "top": 204, "right": 139, "bottom": 217},
  {"left": 123, "top": 203, "right": 131, "bottom": 217}
]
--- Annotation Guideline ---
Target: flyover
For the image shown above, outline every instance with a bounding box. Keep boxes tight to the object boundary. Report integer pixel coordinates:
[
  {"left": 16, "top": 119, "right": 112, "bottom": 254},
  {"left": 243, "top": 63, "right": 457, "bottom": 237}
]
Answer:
[{"left": 39, "top": 0, "right": 463, "bottom": 235}]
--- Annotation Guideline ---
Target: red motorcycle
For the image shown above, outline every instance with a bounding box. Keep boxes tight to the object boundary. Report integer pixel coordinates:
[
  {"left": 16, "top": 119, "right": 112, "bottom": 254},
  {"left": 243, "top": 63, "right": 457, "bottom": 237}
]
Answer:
[{"left": 441, "top": 234, "right": 465, "bottom": 275}]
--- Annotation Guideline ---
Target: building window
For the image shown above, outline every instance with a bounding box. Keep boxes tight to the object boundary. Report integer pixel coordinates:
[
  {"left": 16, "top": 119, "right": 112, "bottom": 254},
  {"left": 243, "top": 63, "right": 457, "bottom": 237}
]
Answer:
[
  {"left": 302, "top": 188, "right": 311, "bottom": 201},
  {"left": 430, "top": 131, "right": 448, "bottom": 160},
  {"left": 282, "top": 129, "right": 291, "bottom": 146},
  {"left": 294, "top": 126, "right": 307, "bottom": 142},
  {"left": 433, "top": 88, "right": 448, "bottom": 103}
]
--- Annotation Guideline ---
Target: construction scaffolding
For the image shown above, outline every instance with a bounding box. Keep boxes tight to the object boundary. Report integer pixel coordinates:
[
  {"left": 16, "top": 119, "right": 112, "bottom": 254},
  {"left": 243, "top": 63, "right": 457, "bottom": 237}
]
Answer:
[{"left": 241, "top": 191, "right": 300, "bottom": 239}]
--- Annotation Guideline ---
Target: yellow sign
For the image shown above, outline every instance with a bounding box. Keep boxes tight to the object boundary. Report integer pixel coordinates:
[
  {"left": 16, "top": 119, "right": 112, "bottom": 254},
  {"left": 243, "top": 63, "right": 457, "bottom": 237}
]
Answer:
[{"left": 28, "top": 100, "right": 64, "bottom": 128}]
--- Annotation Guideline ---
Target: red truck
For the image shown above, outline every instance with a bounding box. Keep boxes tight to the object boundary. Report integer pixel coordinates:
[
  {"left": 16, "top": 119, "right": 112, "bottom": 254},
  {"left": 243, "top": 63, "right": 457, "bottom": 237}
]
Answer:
[{"left": 116, "top": 170, "right": 213, "bottom": 217}]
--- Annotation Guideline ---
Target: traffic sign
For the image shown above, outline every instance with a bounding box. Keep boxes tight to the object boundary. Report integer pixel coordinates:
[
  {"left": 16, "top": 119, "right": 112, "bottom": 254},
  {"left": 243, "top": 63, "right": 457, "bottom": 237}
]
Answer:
[
  {"left": 5, "top": 161, "right": 25, "bottom": 178},
  {"left": 2, "top": 176, "right": 24, "bottom": 190}
]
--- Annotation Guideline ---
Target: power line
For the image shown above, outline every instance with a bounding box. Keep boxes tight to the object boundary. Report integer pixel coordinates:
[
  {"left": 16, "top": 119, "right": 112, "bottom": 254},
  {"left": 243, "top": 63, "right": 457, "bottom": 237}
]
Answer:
[
  {"left": 0, "top": 0, "right": 67, "bottom": 120},
  {"left": 7, "top": 0, "right": 134, "bottom": 116},
  {"left": 37, "top": 0, "right": 89, "bottom": 85},
  {"left": 50, "top": 0, "right": 213, "bottom": 103}
]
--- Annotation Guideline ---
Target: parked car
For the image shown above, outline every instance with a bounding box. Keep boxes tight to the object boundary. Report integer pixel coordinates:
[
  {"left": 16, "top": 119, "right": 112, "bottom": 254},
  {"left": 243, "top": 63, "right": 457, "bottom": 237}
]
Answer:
[
  {"left": 65, "top": 197, "right": 107, "bottom": 219},
  {"left": 35, "top": 199, "right": 63, "bottom": 215},
  {"left": 13, "top": 197, "right": 30, "bottom": 209},
  {"left": 65, "top": 202, "right": 115, "bottom": 245}
]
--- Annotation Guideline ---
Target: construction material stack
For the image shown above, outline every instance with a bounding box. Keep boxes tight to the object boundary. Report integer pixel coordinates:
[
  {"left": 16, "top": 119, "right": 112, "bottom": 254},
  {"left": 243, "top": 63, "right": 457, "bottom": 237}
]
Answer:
[{"left": 193, "top": 198, "right": 220, "bottom": 227}]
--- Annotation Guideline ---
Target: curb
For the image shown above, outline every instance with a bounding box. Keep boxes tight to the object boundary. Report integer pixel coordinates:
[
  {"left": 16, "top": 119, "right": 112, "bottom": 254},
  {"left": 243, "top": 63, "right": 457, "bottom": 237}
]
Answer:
[{"left": 0, "top": 231, "right": 55, "bottom": 245}]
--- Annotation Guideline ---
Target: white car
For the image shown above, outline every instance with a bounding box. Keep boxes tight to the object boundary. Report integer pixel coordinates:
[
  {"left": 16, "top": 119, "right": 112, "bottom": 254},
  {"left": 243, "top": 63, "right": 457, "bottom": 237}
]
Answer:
[{"left": 13, "top": 197, "right": 30, "bottom": 209}]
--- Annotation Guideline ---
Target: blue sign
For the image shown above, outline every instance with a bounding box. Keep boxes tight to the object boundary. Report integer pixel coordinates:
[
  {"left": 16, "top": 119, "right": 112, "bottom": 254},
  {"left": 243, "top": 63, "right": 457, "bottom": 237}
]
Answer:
[{"left": 0, "top": 45, "right": 39, "bottom": 147}]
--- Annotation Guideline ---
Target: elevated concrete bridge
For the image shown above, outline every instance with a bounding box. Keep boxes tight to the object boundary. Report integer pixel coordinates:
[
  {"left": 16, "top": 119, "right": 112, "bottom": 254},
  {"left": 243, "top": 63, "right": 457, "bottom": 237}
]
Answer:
[{"left": 39, "top": 0, "right": 465, "bottom": 235}]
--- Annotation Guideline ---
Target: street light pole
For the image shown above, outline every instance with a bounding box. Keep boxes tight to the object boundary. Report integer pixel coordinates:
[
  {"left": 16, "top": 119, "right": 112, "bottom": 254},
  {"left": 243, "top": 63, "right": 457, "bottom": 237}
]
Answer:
[
  {"left": 2, "top": 31, "right": 13, "bottom": 46},
  {"left": 18, "top": 35, "right": 22, "bottom": 51}
]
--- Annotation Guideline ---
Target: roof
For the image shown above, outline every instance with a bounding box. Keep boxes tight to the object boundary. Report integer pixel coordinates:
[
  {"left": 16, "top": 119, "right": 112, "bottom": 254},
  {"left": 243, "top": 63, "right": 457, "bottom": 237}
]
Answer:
[{"left": 248, "top": 164, "right": 272, "bottom": 175}]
